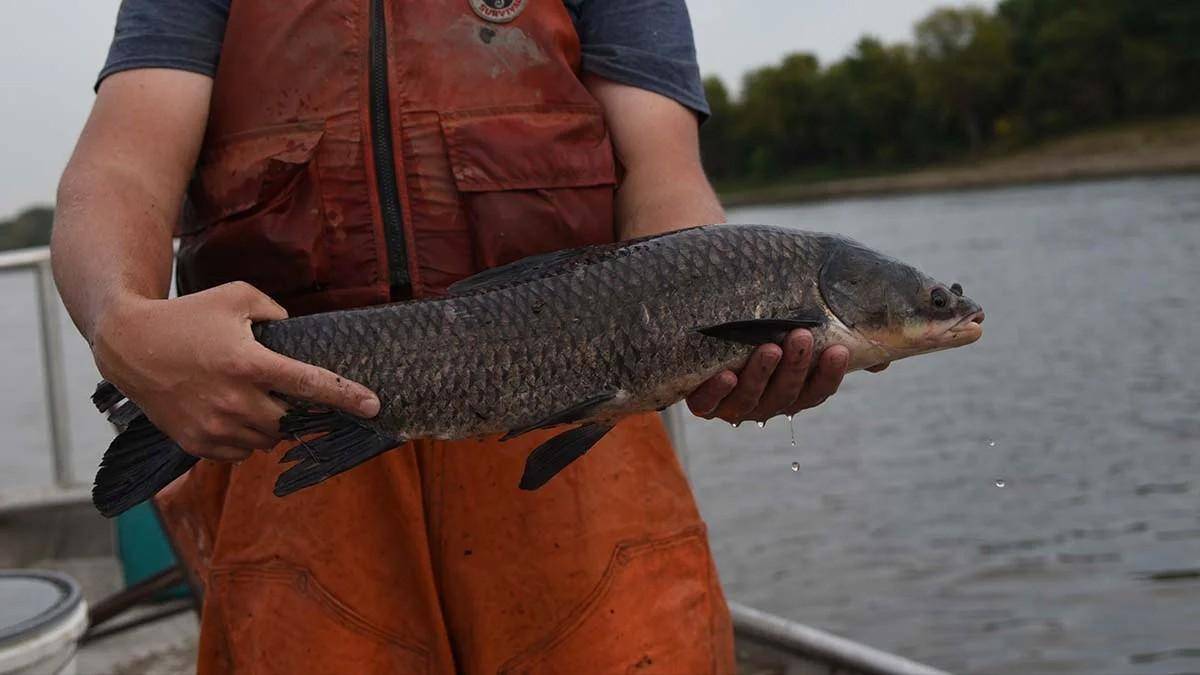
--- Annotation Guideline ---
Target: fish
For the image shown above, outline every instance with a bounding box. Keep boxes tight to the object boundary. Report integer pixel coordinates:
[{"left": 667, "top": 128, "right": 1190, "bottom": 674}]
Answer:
[{"left": 90, "top": 224, "right": 985, "bottom": 517}]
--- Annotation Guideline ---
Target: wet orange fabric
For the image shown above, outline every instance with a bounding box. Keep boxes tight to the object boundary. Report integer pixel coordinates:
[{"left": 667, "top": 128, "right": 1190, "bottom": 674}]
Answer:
[
  {"left": 156, "top": 0, "right": 735, "bottom": 672},
  {"left": 160, "top": 416, "right": 733, "bottom": 673}
]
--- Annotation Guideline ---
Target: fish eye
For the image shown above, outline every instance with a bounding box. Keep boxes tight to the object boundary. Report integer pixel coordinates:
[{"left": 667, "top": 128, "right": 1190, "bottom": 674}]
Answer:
[{"left": 931, "top": 287, "right": 950, "bottom": 309}]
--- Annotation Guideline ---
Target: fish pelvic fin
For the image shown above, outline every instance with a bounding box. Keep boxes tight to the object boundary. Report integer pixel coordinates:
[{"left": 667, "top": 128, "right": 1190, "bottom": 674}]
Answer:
[
  {"left": 501, "top": 391, "right": 618, "bottom": 441},
  {"left": 275, "top": 408, "right": 403, "bottom": 497},
  {"left": 519, "top": 422, "right": 615, "bottom": 491}
]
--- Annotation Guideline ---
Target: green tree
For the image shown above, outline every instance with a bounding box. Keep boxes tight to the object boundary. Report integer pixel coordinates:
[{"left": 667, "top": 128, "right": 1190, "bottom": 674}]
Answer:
[
  {"left": 699, "top": 76, "right": 741, "bottom": 182},
  {"left": 1000, "top": 0, "right": 1200, "bottom": 131},
  {"left": 696, "top": 1, "right": 1200, "bottom": 187},
  {"left": 736, "top": 52, "right": 824, "bottom": 178},
  {"left": 818, "top": 37, "right": 921, "bottom": 165},
  {"left": 914, "top": 6, "right": 1014, "bottom": 152},
  {"left": 0, "top": 206, "right": 54, "bottom": 252}
]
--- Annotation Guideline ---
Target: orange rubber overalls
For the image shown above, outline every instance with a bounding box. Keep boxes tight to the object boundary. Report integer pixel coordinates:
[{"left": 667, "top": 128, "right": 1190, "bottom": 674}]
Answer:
[{"left": 155, "top": 1, "right": 735, "bottom": 672}]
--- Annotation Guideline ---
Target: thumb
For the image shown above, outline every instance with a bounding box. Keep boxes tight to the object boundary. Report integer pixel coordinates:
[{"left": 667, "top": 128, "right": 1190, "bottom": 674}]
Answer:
[{"left": 218, "top": 281, "right": 289, "bottom": 322}]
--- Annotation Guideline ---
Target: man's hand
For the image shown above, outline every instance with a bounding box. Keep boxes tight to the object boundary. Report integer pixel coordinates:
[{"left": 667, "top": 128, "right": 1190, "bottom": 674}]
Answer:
[
  {"left": 686, "top": 330, "right": 850, "bottom": 424},
  {"left": 92, "top": 282, "right": 380, "bottom": 462}
]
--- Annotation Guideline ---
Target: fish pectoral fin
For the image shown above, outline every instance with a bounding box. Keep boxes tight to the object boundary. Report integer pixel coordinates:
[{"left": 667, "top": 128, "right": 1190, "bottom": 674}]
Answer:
[
  {"left": 697, "top": 314, "right": 825, "bottom": 346},
  {"left": 275, "top": 408, "right": 402, "bottom": 497},
  {"left": 501, "top": 391, "right": 618, "bottom": 441},
  {"left": 519, "top": 423, "right": 615, "bottom": 491}
]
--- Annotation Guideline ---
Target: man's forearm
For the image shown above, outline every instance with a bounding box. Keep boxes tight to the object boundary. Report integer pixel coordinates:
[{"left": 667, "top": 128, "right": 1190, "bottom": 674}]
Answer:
[
  {"left": 52, "top": 69, "right": 211, "bottom": 343},
  {"left": 615, "top": 164, "right": 726, "bottom": 240},
  {"left": 53, "top": 163, "right": 177, "bottom": 342},
  {"left": 581, "top": 74, "right": 724, "bottom": 241}
]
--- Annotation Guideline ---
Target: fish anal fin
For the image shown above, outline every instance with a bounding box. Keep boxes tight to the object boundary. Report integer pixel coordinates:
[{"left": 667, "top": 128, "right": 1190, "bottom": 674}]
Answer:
[
  {"left": 697, "top": 314, "right": 825, "bottom": 347},
  {"left": 501, "top": 391, "right": 618, "bottom": 441},
  {"left": 519, "top": 423, "right": 614, "bottom": 491}
]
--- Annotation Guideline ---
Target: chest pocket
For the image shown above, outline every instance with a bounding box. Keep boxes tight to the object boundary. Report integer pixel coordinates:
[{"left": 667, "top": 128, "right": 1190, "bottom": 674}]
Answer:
[
  {"left": 441, "top": 105, "right": 618, "bottom": 276},
  {"left": 179, "top": 122, "right": 332, "bottom": 299}
]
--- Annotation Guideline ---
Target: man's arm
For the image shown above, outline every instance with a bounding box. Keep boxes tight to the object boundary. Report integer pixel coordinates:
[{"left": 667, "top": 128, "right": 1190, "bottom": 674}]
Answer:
[
  {"left": 584, "top": 75, "right": 852, "bottom": 423},
  {"left": 53, "top": 69, "right": 379, "bottom": 462}
]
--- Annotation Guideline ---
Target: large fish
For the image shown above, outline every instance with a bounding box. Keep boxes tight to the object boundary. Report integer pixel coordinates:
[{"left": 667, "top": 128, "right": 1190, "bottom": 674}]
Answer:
[{"left": 91, "top": 224, "right": 984, "bottom": 517}]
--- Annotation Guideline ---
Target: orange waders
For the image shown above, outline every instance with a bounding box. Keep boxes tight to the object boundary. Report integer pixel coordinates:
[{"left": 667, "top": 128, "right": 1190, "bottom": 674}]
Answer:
[{"left": 157, "top": 1, "right": 735, "bottom": 672}]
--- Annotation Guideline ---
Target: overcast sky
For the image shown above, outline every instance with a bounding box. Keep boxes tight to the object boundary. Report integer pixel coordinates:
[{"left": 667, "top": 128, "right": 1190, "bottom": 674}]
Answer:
[{"left": 0, "top": 0, "right": 984, "bottom": 218}]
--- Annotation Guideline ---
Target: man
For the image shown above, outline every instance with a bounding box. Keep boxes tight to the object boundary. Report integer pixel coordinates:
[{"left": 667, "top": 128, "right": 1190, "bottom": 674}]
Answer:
[{"left": 52, "top": 1, "right": 853, "bottom": 672}]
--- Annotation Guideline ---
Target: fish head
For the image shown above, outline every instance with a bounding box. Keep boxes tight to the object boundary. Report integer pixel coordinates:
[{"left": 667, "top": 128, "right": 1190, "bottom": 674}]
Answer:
[{"left": 819, "top": 239, "right": 984, "bottom": 362}]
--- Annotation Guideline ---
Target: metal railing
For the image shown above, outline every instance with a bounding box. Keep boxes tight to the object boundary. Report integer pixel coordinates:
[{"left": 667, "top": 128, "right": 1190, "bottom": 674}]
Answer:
[
  {"left": 0, "top": 246, "right": 88, "bottom": 512},
  {"left": 730, "top": 602, "right": 953, "bottom": 675}
]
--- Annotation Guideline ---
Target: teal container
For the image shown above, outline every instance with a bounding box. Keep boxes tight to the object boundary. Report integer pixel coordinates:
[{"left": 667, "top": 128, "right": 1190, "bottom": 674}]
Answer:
[{"left": 115, "top": 502, "right": 189, "bottom": 599}]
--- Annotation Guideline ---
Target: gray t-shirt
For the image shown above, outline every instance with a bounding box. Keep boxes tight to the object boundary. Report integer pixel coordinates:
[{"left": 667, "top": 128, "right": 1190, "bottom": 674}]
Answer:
[{"left": 98, "top": 0, "right": 710, "bottom": 117}]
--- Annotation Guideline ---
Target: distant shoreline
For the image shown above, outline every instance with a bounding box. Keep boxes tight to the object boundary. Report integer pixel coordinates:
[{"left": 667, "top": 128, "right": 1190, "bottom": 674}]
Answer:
[{"left": 719, "top": 117, "right": 1200, "bottom": 208}]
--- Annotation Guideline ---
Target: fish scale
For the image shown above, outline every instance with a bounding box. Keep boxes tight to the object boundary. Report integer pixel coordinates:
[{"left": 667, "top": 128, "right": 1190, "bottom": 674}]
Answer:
[{"left": 253, "top": 225, "right": 810, "bottom": 439}]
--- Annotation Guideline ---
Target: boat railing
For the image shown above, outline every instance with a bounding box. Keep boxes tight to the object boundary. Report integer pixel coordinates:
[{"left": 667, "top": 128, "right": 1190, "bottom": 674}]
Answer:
[
  {"left": 730, "top": 601, "right": 952, "bottom": 675},
  {"left": 0, "top": 246, "right": 88, "bottom": 512}
]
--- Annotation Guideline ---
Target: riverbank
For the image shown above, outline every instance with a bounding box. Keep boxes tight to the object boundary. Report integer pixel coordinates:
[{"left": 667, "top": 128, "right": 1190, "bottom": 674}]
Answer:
[{"left": 720, "top": 117, "right": 1200, "bottom": 207}]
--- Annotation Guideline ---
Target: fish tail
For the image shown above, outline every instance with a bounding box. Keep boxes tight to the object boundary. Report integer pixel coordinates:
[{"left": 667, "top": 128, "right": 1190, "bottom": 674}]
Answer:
[{"left": 90, "top": 381, "right": 198, "bottom": 518}]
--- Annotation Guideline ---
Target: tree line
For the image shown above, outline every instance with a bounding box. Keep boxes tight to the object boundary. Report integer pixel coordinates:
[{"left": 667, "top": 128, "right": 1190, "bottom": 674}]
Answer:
[
  {"left": 700, "top": 0, "right": 1200, "bottom": 185},
  {"left": 0, "top": 207, "right": 53, "bottom": 252}
]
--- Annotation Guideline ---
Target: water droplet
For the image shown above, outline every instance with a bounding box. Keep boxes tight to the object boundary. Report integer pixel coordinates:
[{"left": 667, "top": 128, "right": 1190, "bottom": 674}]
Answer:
[
  {"left": 786, "top": 414, "right": 794, "bottom": 421},
  {"left": 987, "top": 440, "right": 997, "bottom": 448},
  {"left": 791, "top": 462, "right": 800, "bottom": 472},
  {"left": 756, "top": 421, "right": 766, "bottom": 428},
  {"left": 789, "top": 416, "right": 796, "bottom": 447},
  {"left": 994, "top": 478, "right": 1007, "bottom": 488},
  {"left": 731, "top": 422, "right": 741, "bottom": 429}
]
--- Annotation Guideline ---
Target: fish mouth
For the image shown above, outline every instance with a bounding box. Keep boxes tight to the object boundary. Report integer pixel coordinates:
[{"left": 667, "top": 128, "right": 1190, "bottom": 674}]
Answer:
[
  {"left": 951, "top": 310, "right": 986, "bottom": 330},
  {"left": 944, "top": 310, "right": 985, "bottom": 343}
]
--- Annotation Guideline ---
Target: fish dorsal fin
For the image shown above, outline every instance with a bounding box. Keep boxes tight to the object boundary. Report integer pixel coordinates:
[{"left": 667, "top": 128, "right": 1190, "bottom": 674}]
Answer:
[
  {"left": 447, "top": 228, "right": 700, "bottom": 296},
  {"left": 448, "top": 248, "right": 586, "bottom": 296}
]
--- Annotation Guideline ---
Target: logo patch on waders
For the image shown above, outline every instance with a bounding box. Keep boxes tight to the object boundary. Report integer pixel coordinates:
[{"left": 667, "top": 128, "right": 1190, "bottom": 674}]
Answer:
[{"left": 469, "top": 0, "right": 528, "bottom": 23}]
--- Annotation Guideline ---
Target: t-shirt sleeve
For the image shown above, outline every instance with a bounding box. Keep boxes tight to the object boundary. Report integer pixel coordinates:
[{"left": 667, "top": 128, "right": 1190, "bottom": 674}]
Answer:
[
  {"left": 96, "top": 0, "right": 231, "bottom": 89},
  {"left": 566, "top": 0, "right": 710, "bottom": 119}
]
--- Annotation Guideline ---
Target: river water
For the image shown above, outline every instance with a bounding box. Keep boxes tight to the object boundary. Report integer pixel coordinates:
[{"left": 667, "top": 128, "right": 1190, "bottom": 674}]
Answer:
[
  {"left": 690, "top": 175, "right": 1200, "bottom": 674},
  {"left": 2, "top": 176, "right": 1197, "bottom": 673}
]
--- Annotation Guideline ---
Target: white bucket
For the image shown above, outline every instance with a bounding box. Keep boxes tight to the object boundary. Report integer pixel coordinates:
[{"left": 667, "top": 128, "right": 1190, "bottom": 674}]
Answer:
[{"left": 0, "top": 571, "right": 88, "bottom": 675}]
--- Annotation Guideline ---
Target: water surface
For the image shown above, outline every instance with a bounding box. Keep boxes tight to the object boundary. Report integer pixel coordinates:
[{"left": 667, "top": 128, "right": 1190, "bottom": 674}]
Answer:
[{"left": 687, "top": 175, "right": 1200, "bottom": 674}]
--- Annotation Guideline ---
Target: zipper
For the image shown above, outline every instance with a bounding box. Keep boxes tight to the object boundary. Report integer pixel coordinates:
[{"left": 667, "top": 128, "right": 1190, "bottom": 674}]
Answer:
[{"left": 369, "top": 0, "right": 411, "bottom": 291}]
